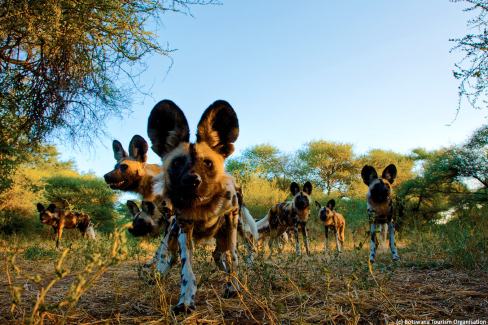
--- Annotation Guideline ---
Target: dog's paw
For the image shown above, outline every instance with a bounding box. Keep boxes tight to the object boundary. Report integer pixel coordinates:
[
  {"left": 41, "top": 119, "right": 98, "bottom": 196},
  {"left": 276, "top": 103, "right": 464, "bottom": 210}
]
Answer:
[
  {"left": 172, "top": 303, "right": 196, "bottom": 314},
  {"left": 223, "top": 288, "right": 238, "bottom": 299}
]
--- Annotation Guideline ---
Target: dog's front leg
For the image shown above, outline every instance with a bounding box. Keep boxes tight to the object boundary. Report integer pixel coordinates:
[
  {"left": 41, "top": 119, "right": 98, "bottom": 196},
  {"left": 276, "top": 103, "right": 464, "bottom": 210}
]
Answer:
[
  {"left": 173, "top": 223, "right": 196, "bottom": 313},
  {"left": 369, "top": 223, "right": 377, "bottom": 263},
  {"left": 334, "top": 227, "right": 342, "bottom": 252},
  {"left": 388, "top": 222, "right": 400, "bottom": 261},
  {"left": 224, "top": 210, "right": 240, "bottom": 298},
  {"left": 301, "top": 223, "right": 310, "bottom": 256},
  {"left": 324, "top": 226, "right": 329, "bottom": 252},
  {"left": 293, "top": 223, "right": 301, "bottom": 256},
  {"left": 151, "top": 219, "right": 179, "bottom": 276}
]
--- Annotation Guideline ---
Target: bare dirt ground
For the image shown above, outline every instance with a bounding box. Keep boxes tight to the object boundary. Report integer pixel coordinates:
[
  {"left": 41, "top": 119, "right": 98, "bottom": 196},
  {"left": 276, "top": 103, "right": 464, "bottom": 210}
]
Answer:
[{"left": 1, "top": 238, "right": 487, "bottom": 324}]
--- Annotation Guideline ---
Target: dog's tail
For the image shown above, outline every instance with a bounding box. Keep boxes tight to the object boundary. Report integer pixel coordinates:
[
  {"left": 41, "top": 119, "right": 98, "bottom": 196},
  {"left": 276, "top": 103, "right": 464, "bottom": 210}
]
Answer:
[
  {"left": 86, "top": 224, "right": 96, "bottom": 240},
  {"left": 240, "top": 206, "right": 258, "bottom": 241},
  {"left": 256, "top": 213, "right": 270, "bottom": 237}
]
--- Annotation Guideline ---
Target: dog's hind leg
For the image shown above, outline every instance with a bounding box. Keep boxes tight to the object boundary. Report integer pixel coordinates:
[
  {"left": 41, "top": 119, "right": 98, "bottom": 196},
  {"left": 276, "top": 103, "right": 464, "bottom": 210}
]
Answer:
[
  {"left": 173, "top": 225, "right": 197, "bottom": 314},
  {"left": 369, "top": 223, "right": 377, "bottom": 263},
  {"left": 388, "top": 222, "right": 400, "bottom": 261},
  {"left": 301, "top": 223, "right": 310, "bottom": 256}
]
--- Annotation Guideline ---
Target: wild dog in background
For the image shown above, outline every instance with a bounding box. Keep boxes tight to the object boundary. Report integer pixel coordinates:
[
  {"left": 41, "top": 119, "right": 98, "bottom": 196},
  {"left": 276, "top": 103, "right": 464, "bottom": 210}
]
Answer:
[
  {"left": 37, "top": 203, "right": 96, "bottom": 248},
  {"left": 315, "top": 199, "right": 346, "bottom": 253},
  {"left": 145, "top": 99, "right": 257, "bottom": 313},
  {"left": 257, "top": 182, "right": 313, "bottom": 256},
  {"left": 361, "top": 164, "right": 400, "bottom": 263},
  {"left": 103, "top": 135, "right": 173, "bottom": 235}
]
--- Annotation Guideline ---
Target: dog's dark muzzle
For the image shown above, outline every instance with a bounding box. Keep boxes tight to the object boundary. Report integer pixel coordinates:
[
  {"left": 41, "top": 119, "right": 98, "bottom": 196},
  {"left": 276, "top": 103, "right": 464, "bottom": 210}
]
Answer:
[{"left": 371, "top": 185, "right": 389, "bottom": 203}]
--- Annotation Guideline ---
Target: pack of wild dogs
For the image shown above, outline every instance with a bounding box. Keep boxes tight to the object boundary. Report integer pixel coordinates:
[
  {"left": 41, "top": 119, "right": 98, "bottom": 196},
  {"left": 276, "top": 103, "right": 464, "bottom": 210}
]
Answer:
[{"left": 37, "top": 100, "right": 401, "bottom": 313}]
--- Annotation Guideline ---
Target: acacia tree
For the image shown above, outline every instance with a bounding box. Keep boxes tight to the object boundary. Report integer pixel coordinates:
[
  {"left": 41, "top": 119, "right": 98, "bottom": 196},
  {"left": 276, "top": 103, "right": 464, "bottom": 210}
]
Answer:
[
  {"left": 298, "top": 141, "right": 355, "bottom": 195},
  {"left": 451, "top": 0, "right": 488, "bottom": 110},
  {"left": 0, "top": 0, "right": 215, "bottom": 192}
]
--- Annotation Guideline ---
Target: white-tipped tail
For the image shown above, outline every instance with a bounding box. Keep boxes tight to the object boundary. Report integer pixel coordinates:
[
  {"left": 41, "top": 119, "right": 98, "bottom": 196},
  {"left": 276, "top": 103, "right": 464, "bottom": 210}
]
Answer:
[
  {"left": 240, "top": 206, "right": 258, "bottom": 241},
  {"left": 256, "top": 213, "right": 270, "bottom": 232},
  {"left": 86, "top": 225, "right": 96, "bottom": 239}
]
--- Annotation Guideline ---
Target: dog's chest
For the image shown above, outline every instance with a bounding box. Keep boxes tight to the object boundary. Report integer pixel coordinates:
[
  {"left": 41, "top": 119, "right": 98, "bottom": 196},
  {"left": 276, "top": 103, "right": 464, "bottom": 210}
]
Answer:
[{"left": 177, "top": 180, "right": 239, "bottom": 239}]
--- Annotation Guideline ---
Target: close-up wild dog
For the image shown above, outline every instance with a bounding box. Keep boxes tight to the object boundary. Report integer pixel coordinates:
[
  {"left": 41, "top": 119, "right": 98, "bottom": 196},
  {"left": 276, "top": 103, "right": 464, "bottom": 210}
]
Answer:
[
  {"left": 145, "top": 99, "right": 257, "bottom": 313},
  {"left": 315, "top": 199, "right": 346, "bottom": 253},
  {"left": 257, "top": 181, "right": 313, "bottom": 256},
  {"left": 36, "top": 203, "right": 96, "bottom": 248},
  {"left": 361, "top": 164, "right": 400, "bottom": 263}
]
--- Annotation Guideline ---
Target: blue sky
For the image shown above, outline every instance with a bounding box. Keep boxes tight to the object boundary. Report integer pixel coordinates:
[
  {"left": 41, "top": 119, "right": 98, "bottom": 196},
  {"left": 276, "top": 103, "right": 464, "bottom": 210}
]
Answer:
[{"left": 58, "top": 0, "right": 486, "bottom": 176}]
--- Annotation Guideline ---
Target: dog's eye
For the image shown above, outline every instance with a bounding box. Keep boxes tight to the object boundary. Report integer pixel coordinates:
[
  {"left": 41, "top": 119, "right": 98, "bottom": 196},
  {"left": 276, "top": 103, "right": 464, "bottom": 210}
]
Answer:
[
  {"left": 120, "top": 164, "right": 128, "bottom": 172},
  {"left": 203, "top": 159, "right": 213, "bottom": 169},
  {"left": 172, "top": 157, "right": 185, "bottom": 168}
]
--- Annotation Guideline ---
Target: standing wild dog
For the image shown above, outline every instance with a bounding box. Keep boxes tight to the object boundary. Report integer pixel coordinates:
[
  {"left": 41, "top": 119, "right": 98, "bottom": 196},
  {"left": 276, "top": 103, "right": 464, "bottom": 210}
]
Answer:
[
  {"left": 37, "top": 203, "right": 96, "bottom": 248},
  {"left": 257, "top": 182, "right": 313, "bottom": 256},
  {"left": 315, "top": 199, "right": 346, "bottom": 253},
  {"left": 361, "top": 164, "right": 400, "bottom": 263},
  {"left": 145, "top": 99, "right": 256, "bottom": 313}
]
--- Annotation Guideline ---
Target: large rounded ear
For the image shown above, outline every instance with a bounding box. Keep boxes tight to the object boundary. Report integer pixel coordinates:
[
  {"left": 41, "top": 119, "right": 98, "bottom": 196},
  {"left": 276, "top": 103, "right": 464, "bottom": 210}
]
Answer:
[
  {"left": 361, "top": 165, "right": 378, "bottom": 185},
  {"left": 141, "top": 201, "right": 156, "bottom": 216},
  {"left": 47, "top": 203, "right": 56, "bottom": 212},
  {"left": 37, "top": 203, "right": 45, "bottom": 213},
  {"left": 326, "top": 199, "right": 336, "bottom": 210},
  {"left": 147, "top": 100, "right": 190, "bottom": 158},
  {"left": 196, "top": 100, "right": 239, "bottom": 158},
  {"left": 126, "top": 200, "right": 140, "bottom": 217},
  {"left": 290, "top": 182, "right": 300, "bottom": 196},
  {"left": 113, "top": 140, "right": 128, "bottom": 161},
  {"left": 128, "top": 135, "right": 149, "bottom": 162},
  {"left": 314, "top": 201, "right": 322, "bottom": 209},
  {"left": 303, "top": 181, "right": 313, "bottom": 195},
  {"left": 382, "top": 164, "right": 398, "bottom": 184}
]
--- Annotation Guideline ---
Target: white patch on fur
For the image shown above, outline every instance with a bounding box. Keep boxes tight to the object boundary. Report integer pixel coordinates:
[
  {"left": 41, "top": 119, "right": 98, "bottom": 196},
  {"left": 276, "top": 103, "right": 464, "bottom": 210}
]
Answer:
[
  {"left": 86, "top": 225, "right": 96, "bottom": 239},
  {"left": 152, "top": 172, "right": 165, "bottom": 196},
  {"left": 256, "top": 213, "right": 270, "bottom": 233},
  {"left": 240, "top": 206, "right": 258, "bottom": 241}
]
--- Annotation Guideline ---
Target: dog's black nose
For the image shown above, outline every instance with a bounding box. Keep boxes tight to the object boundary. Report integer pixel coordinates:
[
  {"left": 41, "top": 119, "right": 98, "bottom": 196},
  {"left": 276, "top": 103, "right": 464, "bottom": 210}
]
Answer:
[
  {"left": 103, "top": 173, "right": 110, "bottom": 182},
  {"left": 182, "top": 174, "right": 202, "bottom": 188}
]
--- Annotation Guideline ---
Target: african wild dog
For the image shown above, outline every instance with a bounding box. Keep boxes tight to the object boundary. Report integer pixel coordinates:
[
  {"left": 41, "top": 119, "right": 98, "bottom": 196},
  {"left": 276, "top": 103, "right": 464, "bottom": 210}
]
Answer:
[
  {"left": 37, "top": 203, "right": 95, "bottom": 248},
  {"left": 361, "top": 164, "right": 400, "bottom": 263},
  {"left": 104, "top": 135, "right": 161, "bottom": 201},
  {"left": 257, "top": 182, "right": 313, "bottom": 256},
  {"left": 315, "top": 199, "right": 346, "bottom": 253},
  {"left": 144, "top": 99, "right": 257, "bottom": 313},
  {"left": 103, "top": 135, "right": 173, "bottom": 235},
  {"left": 126, "top": 200, "right": 171, "bottom": 237}
]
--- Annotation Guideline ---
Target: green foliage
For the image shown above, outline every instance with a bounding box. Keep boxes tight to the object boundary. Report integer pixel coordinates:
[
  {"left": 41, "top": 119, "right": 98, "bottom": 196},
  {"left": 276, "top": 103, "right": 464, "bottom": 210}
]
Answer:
[
  {"left": 24, "top": 246, "right": 58, "bottom": 260},
  {"left": 44, "top": 175, "right": 118, "bottom": 232},
  {"left": 451, "top": 0, "right": 488, "bottom": 110},
  {"left": 0, "top": 0, "right": 217, "bottom": 195}
]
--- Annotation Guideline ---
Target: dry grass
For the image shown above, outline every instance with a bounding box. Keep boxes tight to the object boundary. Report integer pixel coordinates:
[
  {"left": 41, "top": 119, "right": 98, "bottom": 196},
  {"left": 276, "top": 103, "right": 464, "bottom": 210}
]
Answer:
[{"left": 1, "top": 234, "right": 487, "bottom": 324}]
